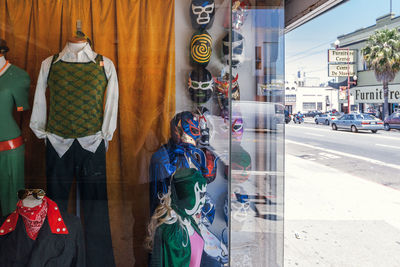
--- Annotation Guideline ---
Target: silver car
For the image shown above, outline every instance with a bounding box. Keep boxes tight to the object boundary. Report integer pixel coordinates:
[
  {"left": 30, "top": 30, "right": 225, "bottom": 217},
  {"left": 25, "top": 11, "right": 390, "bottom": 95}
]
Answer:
[
  {"left": 331, "top": 113, "right": 384, "bottom": 133},
  {"left": 314, "top": 113, "right": 340, "bottom": 125}
]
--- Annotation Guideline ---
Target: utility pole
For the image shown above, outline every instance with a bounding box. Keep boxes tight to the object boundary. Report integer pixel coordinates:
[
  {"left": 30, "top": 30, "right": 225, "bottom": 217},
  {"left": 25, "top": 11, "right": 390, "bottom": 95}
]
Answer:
[{"left": 390, "top": 0, "right": 392, "bottom": 14}]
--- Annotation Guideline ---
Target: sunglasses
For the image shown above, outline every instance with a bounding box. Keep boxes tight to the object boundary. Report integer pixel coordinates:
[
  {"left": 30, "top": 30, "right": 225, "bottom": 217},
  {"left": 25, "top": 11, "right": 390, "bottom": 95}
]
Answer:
[{"left": 17, "top": 189, "right": 46, "bottom": 200}]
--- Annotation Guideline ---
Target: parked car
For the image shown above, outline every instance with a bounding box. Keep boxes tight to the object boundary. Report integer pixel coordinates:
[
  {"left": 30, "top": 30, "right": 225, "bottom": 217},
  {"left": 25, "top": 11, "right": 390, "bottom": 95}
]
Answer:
[
  {"left": 305, "top": 110, "right": 322, "bottom": 118},
  {"left": 383, "top": 112, "right": 400, "bottom": 131},
  {"left": 314, "top": 113, "right": 340, "bottom": 125},
  {"left": 331, "top": 113, "right": 384, "bottom": 133}
]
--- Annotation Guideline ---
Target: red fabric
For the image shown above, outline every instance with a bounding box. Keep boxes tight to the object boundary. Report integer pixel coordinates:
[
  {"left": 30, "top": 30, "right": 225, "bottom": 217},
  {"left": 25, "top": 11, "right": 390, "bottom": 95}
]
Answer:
[
  {"left": 0, "top": 196, "right": 69, "bottom": 238},
  {"left": 17, "top": 198, "right": 48, "bottom": 240}
]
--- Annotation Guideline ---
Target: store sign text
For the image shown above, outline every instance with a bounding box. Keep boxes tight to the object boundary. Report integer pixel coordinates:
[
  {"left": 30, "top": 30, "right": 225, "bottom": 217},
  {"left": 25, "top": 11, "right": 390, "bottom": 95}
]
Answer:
[
  {"left": 328, "top": 64, "right": 355, "bottom": 77},
  {"left": 328, "top": 49, "right": 356, "bottom": 63},
  {"left": 351, "top": 85, "right": 400, "bottom": 103}
]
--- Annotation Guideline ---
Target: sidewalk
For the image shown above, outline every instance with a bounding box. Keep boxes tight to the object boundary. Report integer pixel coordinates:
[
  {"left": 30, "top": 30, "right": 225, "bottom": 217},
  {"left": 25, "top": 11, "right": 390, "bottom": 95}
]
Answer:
[{"left": 285, "top": 154, "right": 400, "bottom": 267}]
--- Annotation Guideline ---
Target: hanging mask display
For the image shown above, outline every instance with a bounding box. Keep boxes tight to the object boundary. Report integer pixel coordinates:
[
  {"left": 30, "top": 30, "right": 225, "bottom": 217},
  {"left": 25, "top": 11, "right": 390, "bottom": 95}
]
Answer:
[
  {"left": 190, "top": 31, "right": 212, "bottom": 67},
  {"left": 170, "top": 111, "right": 201, "bottom": 146},
  {"left": 222, "top": 31, "right": 244, "bottom": 68},
  {"left": 188, "top": 68, "right": 214, "bottom": 104},
  {"left": 190, "top": 0, "right": 215, "bottom": 30},
  {"left": 214, "top": 72, "right": 240, "bottom": 113},
  {"left": 231, "top": 112, "right": 244, "bottom": 143}
]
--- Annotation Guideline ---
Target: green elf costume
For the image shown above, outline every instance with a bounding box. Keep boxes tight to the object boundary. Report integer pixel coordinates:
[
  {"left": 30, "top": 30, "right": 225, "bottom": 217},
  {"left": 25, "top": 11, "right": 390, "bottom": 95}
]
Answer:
[
  {"left": 150, "top": 168, "right": 207, "bottom": 267},
  {"left": 0, "top": 40, "right": 30, "bottom": 216}
]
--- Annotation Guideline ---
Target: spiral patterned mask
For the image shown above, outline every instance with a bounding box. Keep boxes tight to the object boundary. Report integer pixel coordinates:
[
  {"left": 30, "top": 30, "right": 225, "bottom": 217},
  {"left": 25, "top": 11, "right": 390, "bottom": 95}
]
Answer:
[{"left": 190, "top": 31, "right": 212, "bottom": 67}]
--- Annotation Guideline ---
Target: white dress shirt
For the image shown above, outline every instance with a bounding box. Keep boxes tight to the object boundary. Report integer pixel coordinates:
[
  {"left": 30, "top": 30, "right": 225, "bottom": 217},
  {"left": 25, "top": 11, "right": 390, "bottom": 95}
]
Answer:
[
  {"left": 0, "top": 56, "right": 11, "bottom": 74},
  {"left": 30, "top": 43, "right": 119, "bottom": 157}
]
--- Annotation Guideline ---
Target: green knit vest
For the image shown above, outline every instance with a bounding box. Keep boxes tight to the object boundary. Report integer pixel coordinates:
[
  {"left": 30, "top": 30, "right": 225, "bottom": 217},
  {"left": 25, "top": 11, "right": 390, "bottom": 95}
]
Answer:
[{"left": 46, "top": 54, "right": 108, "bottom": 138}]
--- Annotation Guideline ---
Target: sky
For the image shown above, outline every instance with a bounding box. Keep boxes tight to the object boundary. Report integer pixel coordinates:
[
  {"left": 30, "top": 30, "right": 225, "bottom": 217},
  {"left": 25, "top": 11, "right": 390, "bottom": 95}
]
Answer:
[{"left": 285, "top": 0, "right": 400, "bottom": 84}]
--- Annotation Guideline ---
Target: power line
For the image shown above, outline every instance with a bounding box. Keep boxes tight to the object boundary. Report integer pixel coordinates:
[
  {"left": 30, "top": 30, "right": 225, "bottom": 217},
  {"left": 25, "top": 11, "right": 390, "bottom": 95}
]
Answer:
[
  {"left": 286, "top": 50, "right": 327, "bottom": 63},
  {"left": 286, "top": 39, "right": 335, "bottom": 59}
]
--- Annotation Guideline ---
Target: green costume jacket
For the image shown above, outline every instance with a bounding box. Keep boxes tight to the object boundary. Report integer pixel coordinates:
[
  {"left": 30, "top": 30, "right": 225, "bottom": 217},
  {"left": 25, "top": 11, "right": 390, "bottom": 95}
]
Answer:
[{"left": 150, "top": 216, "right": 201, "bottom": 267}]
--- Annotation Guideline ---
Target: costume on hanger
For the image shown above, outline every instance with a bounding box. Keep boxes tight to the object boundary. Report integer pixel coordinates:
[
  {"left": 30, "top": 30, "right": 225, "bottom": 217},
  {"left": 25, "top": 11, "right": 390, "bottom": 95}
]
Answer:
[
  {"left": 30, "top": 42, "right": 118, "bottom": 267},
  {"left": 0, "top": 56, "right": 30, "bottom": 216},
  {"left": 149, "top": 168, "right": 207, "bottom": 267},
  {"left": 0, "top": 196, "right": 85, "bottom": 267}
]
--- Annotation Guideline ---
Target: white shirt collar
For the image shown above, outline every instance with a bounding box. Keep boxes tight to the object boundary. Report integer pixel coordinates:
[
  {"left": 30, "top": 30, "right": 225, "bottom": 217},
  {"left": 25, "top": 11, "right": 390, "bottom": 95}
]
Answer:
[{"left": 54, "top": 42, "right": 97, "bottom": 64}]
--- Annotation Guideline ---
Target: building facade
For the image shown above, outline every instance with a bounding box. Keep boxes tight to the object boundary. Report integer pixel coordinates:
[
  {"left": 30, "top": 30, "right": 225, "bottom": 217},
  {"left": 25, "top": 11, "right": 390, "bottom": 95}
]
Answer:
[
  {"left": 285, "top": 76, "right": 338, "bottom": 114},
  {"left": 336, "top": 13, "right": 400, "bottom": 117}
]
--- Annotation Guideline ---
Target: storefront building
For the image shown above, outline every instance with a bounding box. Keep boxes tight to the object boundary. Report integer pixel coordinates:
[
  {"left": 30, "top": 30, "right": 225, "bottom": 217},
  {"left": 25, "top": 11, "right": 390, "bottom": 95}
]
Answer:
[
  {"left": 0, "top": 0, "right": 345, "bottom": 266},
  {"left": 285, "top": 76, "right": 339, "bottom": 114},
  {"left": 335, "top": 13, "right": 400, "bottom": 116}
]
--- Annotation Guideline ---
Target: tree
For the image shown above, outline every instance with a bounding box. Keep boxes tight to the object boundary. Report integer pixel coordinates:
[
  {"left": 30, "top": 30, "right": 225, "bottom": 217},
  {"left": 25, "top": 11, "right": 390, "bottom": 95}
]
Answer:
[{"left": 362, "top": 28, "right": 400, "bottom": 119}]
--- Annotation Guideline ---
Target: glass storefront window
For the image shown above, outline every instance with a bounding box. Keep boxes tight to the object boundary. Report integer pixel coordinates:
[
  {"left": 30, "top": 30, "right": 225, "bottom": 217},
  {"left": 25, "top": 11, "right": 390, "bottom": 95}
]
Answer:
[{"left": 229, "top": 1, "right": 284, "bottom": 266}]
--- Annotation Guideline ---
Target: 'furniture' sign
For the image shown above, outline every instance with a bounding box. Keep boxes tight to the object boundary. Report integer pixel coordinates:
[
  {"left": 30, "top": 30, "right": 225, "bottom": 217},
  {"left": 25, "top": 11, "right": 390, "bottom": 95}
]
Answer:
[{"left": 351, "top": 85, "right": 400, "bottom": 103}]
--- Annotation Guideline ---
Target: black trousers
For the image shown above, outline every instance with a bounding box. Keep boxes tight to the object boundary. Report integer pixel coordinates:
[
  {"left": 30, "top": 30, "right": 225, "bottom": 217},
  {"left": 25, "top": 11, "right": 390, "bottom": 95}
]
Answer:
[{"left": 46, "top": 140, "right": 115, "bottom": 267}]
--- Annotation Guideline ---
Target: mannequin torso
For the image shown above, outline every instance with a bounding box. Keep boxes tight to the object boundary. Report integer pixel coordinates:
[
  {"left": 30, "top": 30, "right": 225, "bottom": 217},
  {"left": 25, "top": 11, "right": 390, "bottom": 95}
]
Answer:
[{"left": 0, "top": 57, "right": 30, "bottom": 141}]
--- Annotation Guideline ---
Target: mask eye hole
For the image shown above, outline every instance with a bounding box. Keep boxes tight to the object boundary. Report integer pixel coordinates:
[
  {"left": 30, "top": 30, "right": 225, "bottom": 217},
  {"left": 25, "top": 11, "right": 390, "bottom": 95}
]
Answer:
[
  {"left": 191, "top": 81, "right": 199, "bottom": 88},
  {"left": 205, "top": 7, "right": 213, "bottom": 12},
  {"left": 232, "top": 163, "right": 244, "bottom": 171},
  {"left": 201, "top": 82, "right": 210, "bottom": 88},
  {"left": 233, "top": 124, "right": 242, "bottom": 131},
  {"left": 194, "top": 7, "right": 203, "bottom": 13},
  {"left": 190, "top": 126, "right": 200, "bottom": 136}
]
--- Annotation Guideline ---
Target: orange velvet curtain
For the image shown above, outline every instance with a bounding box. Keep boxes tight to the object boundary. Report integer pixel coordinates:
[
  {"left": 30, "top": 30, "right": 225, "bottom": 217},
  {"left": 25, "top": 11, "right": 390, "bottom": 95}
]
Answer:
[{"left": 0, "top": 0, "right": 175, "bottom": 266}]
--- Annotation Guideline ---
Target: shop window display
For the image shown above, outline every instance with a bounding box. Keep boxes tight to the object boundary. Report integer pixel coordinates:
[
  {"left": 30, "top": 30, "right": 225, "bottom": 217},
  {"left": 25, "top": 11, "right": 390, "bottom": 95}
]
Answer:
[{"left": 0, "top": 0, "right": 284, "bottom": 266}]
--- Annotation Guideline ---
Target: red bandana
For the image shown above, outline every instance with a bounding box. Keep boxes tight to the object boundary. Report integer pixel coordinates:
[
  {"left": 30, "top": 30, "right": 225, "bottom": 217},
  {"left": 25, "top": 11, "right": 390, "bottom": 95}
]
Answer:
[
  {"left": 17, "top": 198, "right": 48, "bottom": 240},
  {"left": 0, "top": 197, "right": 69, "bottom": 239}
]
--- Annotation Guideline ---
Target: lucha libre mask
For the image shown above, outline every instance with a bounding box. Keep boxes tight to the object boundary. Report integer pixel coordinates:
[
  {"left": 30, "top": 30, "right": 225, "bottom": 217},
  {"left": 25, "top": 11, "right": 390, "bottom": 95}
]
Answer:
[
  {"left": 200, "top": 147, "right": 218, "bottom": 183},
  {"left": 200, "top": 193, "right": 216, "bottom": 227},
  {"left": 194, "top": 106, "right": 211, "bottom": 146},
  {"left": 190, "top": 31, "right": 212, "bottom": 67},
  {"left": 223, "top": 0, "right": 251, "bottom": 30},
  {"left": 222, "top": 31, "right": 245, "bottom": 68},
  {"left": 170, "top": 111, "right": 201, "bottom": 146},
  {"left": 231, "top": 112, "right": 244, "bottom": 142},
  {"left": 188, "top": 68, "right": 214, "bottom": 104},
  {"left": 171, "top": 168, "right": 207, "bottom": 217},
  {"left": 215, "top": 73, "right": 240, "bottom": 113},
  {"left": 224, "top": 143, "right": 251, "bottom": 183},
  {"left": 190, "top": 0, "right": 215, "bottom": 30},
  {"left": 232, "top": 0, "right": 251, "bottom": 30}
]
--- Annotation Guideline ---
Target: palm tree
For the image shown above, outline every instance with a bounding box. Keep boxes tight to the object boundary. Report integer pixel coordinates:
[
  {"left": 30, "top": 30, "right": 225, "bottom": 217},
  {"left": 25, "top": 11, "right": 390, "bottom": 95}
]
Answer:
[{"left": 361, "top": 28, "right": 400, "bottom": 119}]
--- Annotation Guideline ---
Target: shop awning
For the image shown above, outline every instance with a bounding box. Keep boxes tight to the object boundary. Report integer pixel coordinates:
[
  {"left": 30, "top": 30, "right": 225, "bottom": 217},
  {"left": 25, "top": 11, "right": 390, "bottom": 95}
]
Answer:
[
  {"left": 285, "top": 0, "right": 348, "bottom": 32},
  {"left": 328, "top": 77, "right": 357, "bottom": 89}
]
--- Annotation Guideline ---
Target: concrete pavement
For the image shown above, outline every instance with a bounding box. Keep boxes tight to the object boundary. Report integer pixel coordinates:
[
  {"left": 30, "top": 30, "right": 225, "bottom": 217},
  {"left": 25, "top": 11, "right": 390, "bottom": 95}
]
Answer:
[{"left": 284, "top": 153, "right": 400, "bottom": 267}]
